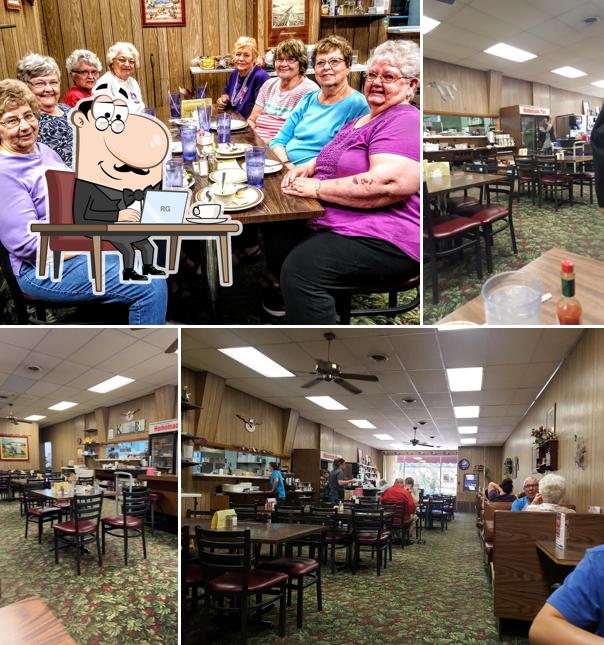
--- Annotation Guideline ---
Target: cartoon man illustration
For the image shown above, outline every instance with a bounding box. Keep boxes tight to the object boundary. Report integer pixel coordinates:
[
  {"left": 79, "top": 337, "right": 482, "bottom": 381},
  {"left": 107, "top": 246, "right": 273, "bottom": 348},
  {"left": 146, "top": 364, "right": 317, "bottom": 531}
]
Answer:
[{"left": 71, "top": 93, "right": 170, "bottom": 281}]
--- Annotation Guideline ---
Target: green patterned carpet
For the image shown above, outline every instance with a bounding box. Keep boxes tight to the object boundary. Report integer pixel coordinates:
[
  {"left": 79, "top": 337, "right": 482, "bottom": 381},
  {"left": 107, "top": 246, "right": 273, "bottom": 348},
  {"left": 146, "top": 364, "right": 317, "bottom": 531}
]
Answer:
[
  {"left": 423, "top": 191, "right": 604, "bottom": 324},
  {"left": 0, "top": 498, "right": 177, "bottom": 644},
  {"left": 184, "top": 512, "right": 530, "bottom": 645}
]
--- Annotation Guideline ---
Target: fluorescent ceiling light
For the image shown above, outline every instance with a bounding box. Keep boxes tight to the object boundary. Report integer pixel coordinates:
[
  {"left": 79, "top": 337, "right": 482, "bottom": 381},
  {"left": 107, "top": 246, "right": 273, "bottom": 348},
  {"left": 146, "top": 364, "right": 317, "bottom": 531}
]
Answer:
[
  {"left": 88, "top": 375, "right": 134, "bottom": 394},
  {"left": 390, "top": 443, "right": 408, "bottom": 450},
  {"left": 218, "top": 347, "right": 295, "bottom": 378},
  {"left": 374, "top": 434, "right": 394, "bottom": 441},
  {"left": 423, "top": 16, "right": 440, "bottom": 34},
  {"left": 484, "top": 42, "right": 536, "bottom": 63},
  {"left": 48, "top": 401, "right": 78, "bottom": 411},
  {"left": 551, "top": 66, "right": 586, "bottom": 78},
  {"left": 24, "top": 414, "right": 46, "bottom": 421},
  {"left": 349, "top": 419, "right": 376, "bottom": 429},
  {"left": 446, "top": 367, "right": 483, "bottom": 392},
  {"left": 592, "top": 80, "right": 604, "bottom": 88},
  {"left": 460, "top": 437, "right": 477, "bottom": 445},
  {"left": 305, "top": 396, "right": 347, "bottom": 410},
  {"left": 454, "top": 405, "right": 480, "bottom": 419},
  {"left": 458, "top": 426, "right": 478, "bottom": 434}
]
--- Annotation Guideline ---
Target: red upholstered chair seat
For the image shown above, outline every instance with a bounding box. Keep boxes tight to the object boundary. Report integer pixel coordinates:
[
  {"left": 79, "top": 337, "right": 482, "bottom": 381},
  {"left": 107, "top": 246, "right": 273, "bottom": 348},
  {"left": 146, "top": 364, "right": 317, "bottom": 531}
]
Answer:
[
  {"left": 209, "top": 569, "right": 288, "bottom": 594},
  {"left": 148, "top": 492, "right": 162, "bottom": 502},
  {"left": 55, "top": 500, "right": 71, "bottom": 507},
  {"left": 355, "top": 530, "right": 391, "bottom": 543},
  {"left": 185, "top": 563, "right": 217, "bottom": 585},
  {"left": 261, "top": 557, "right": 320, "bottom": 576},
  {"left": 29, "top": 506, "right": 61, "bottom": 516},
  {"left": 101, "top": 515, "right": 144, "bottom": 528},
  {"left": 431, "top": 215, "right": 482, "bottom": 239},
  {"left": 540, "top": 175, "right": 570, "bottom": 184},
  {"left": 54, "top": 519, "right": 96, "bottom": 535},
  {"left": 456, "top": 204, "right": 508, "bottom": 224},
  {"left": 325, "top": 531, "right": 350, "bottom": 542}
]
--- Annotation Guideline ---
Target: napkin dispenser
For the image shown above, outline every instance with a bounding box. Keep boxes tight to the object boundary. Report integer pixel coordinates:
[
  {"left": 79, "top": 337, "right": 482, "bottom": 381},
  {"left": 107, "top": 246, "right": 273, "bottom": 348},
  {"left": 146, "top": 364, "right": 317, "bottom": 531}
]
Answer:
[{"left": 211, "top": 508, "right": 237, "bottom": 529}]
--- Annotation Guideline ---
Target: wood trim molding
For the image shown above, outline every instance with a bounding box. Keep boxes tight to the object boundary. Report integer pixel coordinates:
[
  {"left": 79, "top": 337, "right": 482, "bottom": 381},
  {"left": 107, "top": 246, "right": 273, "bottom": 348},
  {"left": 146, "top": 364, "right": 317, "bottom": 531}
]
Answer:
[
  {"left": 197, "top": 371, "right": 225, "bottom": 441},
  {"left": 282, "top": 408, "right": 300, "bottom": 456}
]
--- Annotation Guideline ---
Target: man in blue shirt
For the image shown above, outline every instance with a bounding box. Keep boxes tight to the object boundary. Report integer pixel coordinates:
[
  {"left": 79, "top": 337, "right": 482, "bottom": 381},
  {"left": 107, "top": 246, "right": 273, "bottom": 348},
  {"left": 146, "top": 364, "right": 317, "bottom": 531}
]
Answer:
[
  {"left": 268, "top": 462, "right": 286, "bottom": 501},
  {"left": 511, "top": 476, "right": 539, "bottom": 511},
  {"left": 529, "top": 544, "right": 604, "bottom": 643}
]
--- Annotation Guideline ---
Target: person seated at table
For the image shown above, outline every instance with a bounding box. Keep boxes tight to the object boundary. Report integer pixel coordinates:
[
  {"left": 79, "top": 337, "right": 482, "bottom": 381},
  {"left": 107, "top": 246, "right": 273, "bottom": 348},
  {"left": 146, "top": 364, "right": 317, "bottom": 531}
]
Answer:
[
  {"left": 529, "top": 543, "right": 604, "bottom": 643},
  {"left": 380, "top": 478, "right": 417, "bottom": 531},
  {"left": 486, "top": 478, "right": 517, "bottom": 502},
  {"left": 327, "top": 458, "right": 356, "bottom": 503},
  {"left": 248, "top": 38, "right": 318, "bottom": 142},
  {"left": 62, "top": 49, "right": 102, "bottom": 108},
  {"left": 268, "top": 462, "right": 285, "bottom": 502},
  {"left": 273, "top": 39, "right": 420, "bottom": 323},
  {"left": 215, "top": 37, "right": 269, "bottom": 120},
  {"left": 269, "top": 35, "right": 369, "bottom": 169},
  {"left": 0, "top": 79, "right": 167, "bottom": 324},
  {"left": 94, "top": 42, "right": 145, "bottom": 113},
  {"left": 378, "top": 479, "right": 390, "bottom": 494},
  {"left": 525, "top": 474, "right": 575, "bottom": 514},
  {"left": 511, "top": 476, "right": 540, "bottom": 511},
  {"left": 404, "top": 477, "right": 420, "bottom": 505},
  {"left": 16, "top": 53, "right": 73, "bottom": 167}
]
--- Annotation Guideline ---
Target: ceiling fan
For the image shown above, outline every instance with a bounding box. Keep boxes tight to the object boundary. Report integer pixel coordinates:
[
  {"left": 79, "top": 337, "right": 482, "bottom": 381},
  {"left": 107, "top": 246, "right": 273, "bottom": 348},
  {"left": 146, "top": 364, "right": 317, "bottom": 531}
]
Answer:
[
  {"left": 405, "top": 426, "right": 441, "bottom": 448},
  {"left": 164, "top": 339, "right": 178, "bottom": 354},
  {"left": 0, "top": 403, "right": 27, "bottom": 426},
  {"left": 299, "top": 333, "right": 379, "bottom": 395}
]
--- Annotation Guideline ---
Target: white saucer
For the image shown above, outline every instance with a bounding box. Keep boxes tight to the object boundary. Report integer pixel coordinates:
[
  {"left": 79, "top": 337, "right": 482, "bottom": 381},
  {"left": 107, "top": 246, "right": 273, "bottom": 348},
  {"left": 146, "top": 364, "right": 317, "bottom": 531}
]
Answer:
[{"left": 186, "top": 216, "right": 230, "bottom": 224}]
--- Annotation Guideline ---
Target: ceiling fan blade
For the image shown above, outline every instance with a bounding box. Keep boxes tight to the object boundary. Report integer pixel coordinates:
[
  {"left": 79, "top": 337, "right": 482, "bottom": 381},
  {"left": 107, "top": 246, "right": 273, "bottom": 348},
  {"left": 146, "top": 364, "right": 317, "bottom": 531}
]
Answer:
[
  {"left": 164, "top": 339, "right": 178, "bottom": 354},
  {"left": 338, "top": 373, "right": 379, "bottom": 382},
  {"left": 334, "top": 378, "right": 362, "bottom": 395},
  {"left": 301, "top": 377, "right": 323, "bottom": 389},
  {"left": 417, "top": 442, "right": 435, "bottom": 447}
]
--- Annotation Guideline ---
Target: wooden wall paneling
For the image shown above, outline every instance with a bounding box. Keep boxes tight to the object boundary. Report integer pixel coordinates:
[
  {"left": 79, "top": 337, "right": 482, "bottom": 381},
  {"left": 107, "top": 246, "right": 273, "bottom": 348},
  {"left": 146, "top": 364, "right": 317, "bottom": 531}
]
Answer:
[
  {"left": 58, "top": 0, "right": 85, "bottom": 74},
  {"left": 0, "top": 421, "right": 39, "bottom": 470},
  {"left": 97, "top": 0, "right": 115, "bottom": 65},
  {"left": 111, "top": 0, "right": 134, "bottom": 47},
  {"left": 424, "top": 59, "right": 490, "bottom": 116},
  {"left": 282, "top": 408, "right": 300, "bottom": 455},
  {"left": 94, "top": 407, "right": 109, "bottom": 442},
  {"left": 154, "top": 384, "right": 177, "bottom": 420},
  {"left": 166, "top": 27, "right": 184, "bottom": 97},
  {"left": 197, "top": 371, "right": 226, "bottom": 441},
  {"left": 106, "top": 392, "right": 156, "bottom": 432},
  {"left": 486, "top": 70, "right": 502, "bottom": 115},
  {"left": 253, "top": 0, "right": 263, "bottom": 48},
  {"left": 501, "top": 76, "right": 532, "bottom": 108},
  {"left": 182, "top": 0, "right": 203, "bottom": 92},
  {"left": 308, "top": 0, "right": 319, "bottom": 44},
  {"left": 141, "top": 20, "right": 160, "bottom": 108},
  {"left": 200, "top": 0, "right": 221, "bottom": 104},
  {"left": 40, "top": 1, "right": 65, "bottom": 75},
  {"left": 129, "top": 0, "right": 150, "bottom": 107},
  {"left": 456, "top": 446, "right": 503, "bottom": 504},
  {"left": 218, "top": 0, "right": 230, "bottom": 56},
  {"left": 227, "top": 0, "right": 246, "bottom": 50},
  {"left": 532, "top": 82, "right": 550, "bottom": 110},
  {"left": 81, "top": 0, "right": 106, "bottom": 73},
  {"left": 292, "top": 417, "right": 319, "bottom": 451}
]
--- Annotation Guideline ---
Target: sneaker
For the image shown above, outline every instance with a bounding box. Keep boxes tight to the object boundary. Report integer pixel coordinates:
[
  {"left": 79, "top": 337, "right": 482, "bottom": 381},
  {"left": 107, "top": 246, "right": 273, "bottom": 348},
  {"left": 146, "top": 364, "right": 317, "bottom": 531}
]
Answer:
[{"left": 262, "top": 286, "right": 286, "bottom": 317}]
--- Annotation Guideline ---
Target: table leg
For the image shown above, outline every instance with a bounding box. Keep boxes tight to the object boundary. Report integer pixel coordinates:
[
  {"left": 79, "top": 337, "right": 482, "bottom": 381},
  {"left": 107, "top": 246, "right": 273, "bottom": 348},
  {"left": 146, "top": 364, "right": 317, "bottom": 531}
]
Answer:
[
  {"left": 168, "top": 236, "right": 179, "bottom": 271},
  {"left": 217, "top": 234, "right": 232, "bottom": 286},
  {"left": 203, "top": 240, "right": 219, "bottom": 321},
  {"left": 92, "top": 237, "right": 103, "bottom": 293},
  {"left": 37, "top": 235, "right": 49, "bottom": 278}
]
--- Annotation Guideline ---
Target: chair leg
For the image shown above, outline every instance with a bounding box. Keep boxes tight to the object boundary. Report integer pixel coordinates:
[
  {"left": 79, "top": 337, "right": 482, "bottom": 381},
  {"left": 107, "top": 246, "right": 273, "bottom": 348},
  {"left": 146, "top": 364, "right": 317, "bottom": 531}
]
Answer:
[
  {"left": 97, "top": 531, "right": 103, "bottom": 567},
  {"left": 240, "top": 592, "right": 248, "bottom": 645},
  {"left": 124, "top": 527, "right": 129, "bottom": 566},
  {"left": 296, "top": 576, "right": 304, "bottom": 628},
  {"left": 142, "top": 526, "right": 147, "bottom": 560},
  {"left": 54, "top": 530, "right": 59, "bottom": 564},
  {"left": 25, "top": 516, "right": 29, "bottom": 539},
  {"left": 150, "top": 504, "right": 155, "bottom": 536},
  {"left": 102, "top": 525, "right": 106, "bottom": 554},
  {"left": 75, "top": 536, "right": 81, "bottom": 575},
  {"left": 278, "top": 583, "right": 286, "bottom": 637},
  {"left": 53, "top": 251, "right": 61, "bottom": 280},
  {"left": 316, "top": 566, "right": 323, "bottom": 611},
  {"left": 509, "top": 216, "right": 518, "bottom": 254},
  {"left": 38, "top": 519, "right": 43, "bottom": 544}
]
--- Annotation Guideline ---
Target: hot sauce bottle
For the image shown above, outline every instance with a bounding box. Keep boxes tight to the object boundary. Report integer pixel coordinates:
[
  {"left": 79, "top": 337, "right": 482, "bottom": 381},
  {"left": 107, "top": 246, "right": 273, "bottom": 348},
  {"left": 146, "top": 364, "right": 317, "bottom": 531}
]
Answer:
[{"left": 556, "top": 260, "right": 582, "bottom": 325}]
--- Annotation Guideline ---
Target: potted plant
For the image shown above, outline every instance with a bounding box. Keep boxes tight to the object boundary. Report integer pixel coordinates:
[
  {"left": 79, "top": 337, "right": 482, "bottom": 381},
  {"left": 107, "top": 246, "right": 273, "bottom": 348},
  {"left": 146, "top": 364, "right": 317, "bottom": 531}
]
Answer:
[
  {"left": 531, "top": 425, "right": 557, "bottom": 446},
  {"left": 503, "top": 457, "right": 513, "bottom": 476}
]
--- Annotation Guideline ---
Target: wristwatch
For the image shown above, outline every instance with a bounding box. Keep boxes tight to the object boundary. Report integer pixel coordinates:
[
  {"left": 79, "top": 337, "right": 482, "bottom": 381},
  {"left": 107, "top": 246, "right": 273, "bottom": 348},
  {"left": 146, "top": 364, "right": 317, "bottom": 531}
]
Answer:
[{"left": 314, "top": 180, "right": 322, "bottom": 198}]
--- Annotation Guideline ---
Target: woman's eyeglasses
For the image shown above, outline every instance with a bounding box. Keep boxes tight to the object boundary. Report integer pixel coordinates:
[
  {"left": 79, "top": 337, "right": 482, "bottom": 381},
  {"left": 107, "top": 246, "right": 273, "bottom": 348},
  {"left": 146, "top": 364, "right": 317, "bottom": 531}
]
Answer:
[
  {"left": 28, "top": 80, "right": 60, "bottom": 90},
  {"left": 276, "top": 57, "right": 296, "bottom": 65},
  {"left": 365, "top": 72, "right": 408, "bottom": 85},
  {"left": 0, "top": 112, "right": 38, "bottom": 129},
  {"left": 73, "top": 70, "right": 100, "bottom": 77},
  {"left": 115, "top": 57, "right": 135, "bottom": 66},
  {"left": 314, "top": 57, "right": 345, "bottom": 70}
]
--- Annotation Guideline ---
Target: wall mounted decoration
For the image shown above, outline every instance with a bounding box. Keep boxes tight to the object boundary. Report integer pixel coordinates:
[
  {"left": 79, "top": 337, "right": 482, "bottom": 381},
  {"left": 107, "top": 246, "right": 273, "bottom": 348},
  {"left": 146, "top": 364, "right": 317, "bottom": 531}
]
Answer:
[
  {"left": 141, "top": 0, "right": 185, "bottom": 27},
  {"left": 503, "top": 457, "right": 513, "bottom": 476},
  {"left": 0, "top": 434, "right": 29, "bottom": 460},
  {"left": 545, "top": 403, "right": 556, "bottom": 435},
  {"left": 115, "top": 419, "right": 145, "bottom": 435},
  {"left": 574, "top": 434, "right": 587, "bottom": 469},
  {"left": 266, "top": 0, "right": 309, "bottom": 48},
  {"left": 4, "top": 0, "right": 21, "bottom": 10}
]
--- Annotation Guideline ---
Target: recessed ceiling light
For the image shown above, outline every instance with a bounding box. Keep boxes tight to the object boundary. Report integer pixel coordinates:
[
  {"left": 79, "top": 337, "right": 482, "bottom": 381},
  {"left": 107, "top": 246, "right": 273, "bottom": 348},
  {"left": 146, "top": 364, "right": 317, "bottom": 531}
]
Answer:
[
  {"left": 591, "top": 80, "right": 604, "bottom": 88},
  {"left": 48, "top": 401, "right": 78, "bottom": 411},
  {"left": 88, "top": 375, "right": 135, "bottom": 394},
  {"left": 390, "top": 443, "right": 408, "bottom": 449},
  {"left": 218, "top": 347, "right": 295, "bottom": 378},
  {"left": 484, "top": 42, "right": 537, "bottom": 63},
  {"left": 460, "top": 437, "right": 477, "bottom": 445},
  {"left": 458, "top": 426, "right": 478, "bottom": 434},
  {"left": 305, "top": 396, "right": 347, "bottom": 410},
  {"left": 551, "top": 66, "right": 586, "bottom": 78},
  {"left": 349, "top": 419, "right": 376, "bottom": 429},
  {"left": 24, "top": 414, "right": 46, "bottom": 421},
  {"left": 368, "top": 353, "right": 389, "bottom": 362},
  {"left": 374, "top": 434, "right": 393, "bottom": 441},
  {"left": 454, "top": 406, "right": 480, "bottom": 419},
  {"left": 423, "top": 16, "right": 440, "bottom": 34},
  {"left": 447, "top": 367, "right": 483, "bottom": 392},
  {"left": 26, "top": 365, "right": 42, "bottom": 372},
  {"left": 402, "top": 398, "right": 416, "bottom": 404}
]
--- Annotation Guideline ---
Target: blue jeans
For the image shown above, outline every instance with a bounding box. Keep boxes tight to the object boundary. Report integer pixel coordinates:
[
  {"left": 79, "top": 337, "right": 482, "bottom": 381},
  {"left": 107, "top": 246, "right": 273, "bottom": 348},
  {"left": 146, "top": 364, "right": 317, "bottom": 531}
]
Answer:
[{"left": 17, "top": 254, "right": 167, "bottom": 324}]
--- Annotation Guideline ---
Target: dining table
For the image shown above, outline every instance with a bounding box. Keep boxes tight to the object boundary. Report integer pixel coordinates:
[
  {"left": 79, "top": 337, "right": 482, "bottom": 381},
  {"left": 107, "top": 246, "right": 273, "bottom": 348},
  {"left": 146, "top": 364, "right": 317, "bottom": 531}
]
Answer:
[
  {"left": 0, "top": 596, "right": 76, "bottom": 644},
  {"left": 435, "top": 248, "right": 604, "bottom": 325},
  {"left": 425, "top": 171, "right": 504, "bottom": 197},
  {"left": 536, "top": 541, "right": 590, "bottom": 567}
]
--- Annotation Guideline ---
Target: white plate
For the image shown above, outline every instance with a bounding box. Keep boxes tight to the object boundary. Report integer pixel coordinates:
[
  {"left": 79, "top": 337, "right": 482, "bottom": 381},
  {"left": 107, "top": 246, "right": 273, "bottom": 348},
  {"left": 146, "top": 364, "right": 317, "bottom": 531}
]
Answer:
[
  {"left": 197, "top": 186, "right": 264, "bottom": 212},
  {"left": 183, "top": 173, "right": 195, "bottom": 188},
  {"left": 186, "top": 216, "right": 230, "bottom": 224},
  {"left": 171, "top": 118, "right": 197, "bottom": 127},
  {"left": 242, "top": 159, "right": 283, "bottom": 174},
  {"left": 210, "top": 118, "right": 248, "bottom": 131},
  {"left": 170, "top": 142, "right": 182, "bottom": 154},
  {"left": 209, "top": 169, "right": 247, "bottom": 184}
]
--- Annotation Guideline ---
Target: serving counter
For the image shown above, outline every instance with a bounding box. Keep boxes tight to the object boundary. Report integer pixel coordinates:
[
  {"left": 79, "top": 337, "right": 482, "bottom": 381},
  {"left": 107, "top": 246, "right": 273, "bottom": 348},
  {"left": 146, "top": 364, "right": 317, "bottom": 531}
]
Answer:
[{"left": 138, "top": 474, "right": 178, "bottom": 516}]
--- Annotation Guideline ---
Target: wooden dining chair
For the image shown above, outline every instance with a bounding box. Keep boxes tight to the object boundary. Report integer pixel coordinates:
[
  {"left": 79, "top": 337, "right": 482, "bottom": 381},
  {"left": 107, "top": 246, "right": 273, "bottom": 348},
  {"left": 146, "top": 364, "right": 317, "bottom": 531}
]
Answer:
[{"left": 101, "top": 489, "right": 149, "bottom": 566}]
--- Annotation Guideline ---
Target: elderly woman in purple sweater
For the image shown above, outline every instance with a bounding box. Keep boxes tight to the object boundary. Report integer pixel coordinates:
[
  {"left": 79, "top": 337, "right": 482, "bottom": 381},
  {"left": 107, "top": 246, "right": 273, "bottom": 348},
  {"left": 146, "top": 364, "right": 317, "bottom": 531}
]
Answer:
[
  {"left": 278, "top": 40, "right": 420, "bottom": 324},
  {"left": 0, "top": 79, "right": 166, "bottom": 324}
]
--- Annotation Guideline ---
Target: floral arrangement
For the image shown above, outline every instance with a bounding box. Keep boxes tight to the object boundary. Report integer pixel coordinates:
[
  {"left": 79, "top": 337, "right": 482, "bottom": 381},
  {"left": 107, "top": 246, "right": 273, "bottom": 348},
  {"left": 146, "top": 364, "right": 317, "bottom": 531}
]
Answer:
[
  {"left": 503, "top": 457, "right": 514, "bottom": 476},
  {"left": 531, "top": 425, "right": 557, "bottom": 446}
]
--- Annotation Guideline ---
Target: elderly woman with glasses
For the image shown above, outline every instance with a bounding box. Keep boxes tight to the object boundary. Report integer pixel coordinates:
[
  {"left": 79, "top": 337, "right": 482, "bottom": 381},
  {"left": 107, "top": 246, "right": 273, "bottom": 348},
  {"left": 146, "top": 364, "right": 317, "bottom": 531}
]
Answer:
[
  {"left": 62, "top": 49, "right": 102, "bottom": 108},
  {"left": 272, "top": 40, "right": 420, "bottom": 324},
  {"left": 94, "top": 42, "right": 145, "bottom": 113},
  {"left": 247, "top": 39, "right": 318, "bottom": 142},
  {"left": 16, "top": 53, "right": 73, "bottom": 167},
  {"left": 216, "top": 37, "right": 270, "bottom": 119},
  {"left": 0, "top": 79, "right": 167, "bottom": 324}
]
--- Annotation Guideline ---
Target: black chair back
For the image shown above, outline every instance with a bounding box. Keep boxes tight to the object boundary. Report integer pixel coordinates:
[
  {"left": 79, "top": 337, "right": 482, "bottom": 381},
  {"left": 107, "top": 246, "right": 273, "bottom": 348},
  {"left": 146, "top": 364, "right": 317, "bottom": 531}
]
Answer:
[
  {"left": 195, "top": 526, "right": 252, "bottom": 587},
  {"left": 351, "top": 507, "right": 385, "bottom": 537},
  {"left": 73, "top": 492, "right": 104, "bottom": 532},
  {"left": 121, "top": 489, "right": 149, "bottom": 518},
  {"left": 77, "top": 476, "right": 94, "bottom": 486},
  {"left": 231, "top": 504, "right": 258, "bottom": 521}
]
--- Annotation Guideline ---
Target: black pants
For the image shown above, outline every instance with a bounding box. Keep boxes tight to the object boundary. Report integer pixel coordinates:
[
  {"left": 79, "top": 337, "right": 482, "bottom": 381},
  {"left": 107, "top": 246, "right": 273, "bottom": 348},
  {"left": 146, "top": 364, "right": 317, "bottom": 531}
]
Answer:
[{"left": 279, "top": 229, "right": 419, "bottom": 324}]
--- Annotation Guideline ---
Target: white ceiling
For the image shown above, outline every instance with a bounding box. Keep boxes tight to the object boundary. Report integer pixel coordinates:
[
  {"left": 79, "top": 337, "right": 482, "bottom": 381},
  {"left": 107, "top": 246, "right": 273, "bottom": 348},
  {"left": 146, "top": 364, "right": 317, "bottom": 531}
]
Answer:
[
  {"left": 0, "top": 328, "right": 178, "bottom": 428},
  {"left": 181, "top": 328, "right": 583, "bottom": 451},
  {"left": 424, "top": 0, "right": 604, "bottom": 99}
]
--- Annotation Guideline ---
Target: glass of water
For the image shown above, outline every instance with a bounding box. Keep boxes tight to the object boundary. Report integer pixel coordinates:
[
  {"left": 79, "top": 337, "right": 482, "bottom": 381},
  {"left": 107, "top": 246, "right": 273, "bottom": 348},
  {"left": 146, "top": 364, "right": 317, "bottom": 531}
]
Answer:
[
  {"left": 482, "top": 272, "right": 543, "bottom": 325},
  {"left": 165, "top": 159, "right": 184, "bottom": 189}
]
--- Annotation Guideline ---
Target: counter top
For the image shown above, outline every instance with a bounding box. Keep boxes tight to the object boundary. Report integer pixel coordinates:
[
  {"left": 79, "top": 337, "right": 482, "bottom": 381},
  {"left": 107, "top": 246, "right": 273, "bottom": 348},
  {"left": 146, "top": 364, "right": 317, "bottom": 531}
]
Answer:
[
  {"left": 193, "top": 474, "right": 268, "bottom": 480},
  {"left": 424, "top": 135, "right": 487, "bottom": 139},
  {"left": 138, "top": 474, "right": 178, "bottom": 483}
]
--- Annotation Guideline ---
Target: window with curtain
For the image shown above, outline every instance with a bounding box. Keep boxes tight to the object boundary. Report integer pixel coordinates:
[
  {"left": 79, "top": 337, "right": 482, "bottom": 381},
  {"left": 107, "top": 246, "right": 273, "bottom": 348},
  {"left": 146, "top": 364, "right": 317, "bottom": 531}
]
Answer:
[{"left": 394, "top": 452, "right": 458, "bottom": 495}]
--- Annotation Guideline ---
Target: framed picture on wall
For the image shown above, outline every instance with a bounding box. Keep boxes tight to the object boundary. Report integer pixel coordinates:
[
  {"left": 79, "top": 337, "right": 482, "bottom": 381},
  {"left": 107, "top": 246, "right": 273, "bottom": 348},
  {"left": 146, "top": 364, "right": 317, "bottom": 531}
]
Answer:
[
  {"left": 4, "top": 0, "right": 22, "bottom": 10},
  {"left": 0, "top": 435, "right": 29, "bottom": 460},
  {"left": 545, "top": 403, "right": 556, "bottom": 435},
  {"left": 266, "top": 0, "right": 310, "bottom": 48},
  {"left": 141, "top": 0, "right": 186, "bottom": 27}
]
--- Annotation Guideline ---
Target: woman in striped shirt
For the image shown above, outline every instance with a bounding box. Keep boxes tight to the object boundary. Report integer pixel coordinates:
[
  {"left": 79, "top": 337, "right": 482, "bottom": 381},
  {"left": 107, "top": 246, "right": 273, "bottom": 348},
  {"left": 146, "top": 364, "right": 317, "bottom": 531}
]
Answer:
[{"left": 247, "top": 39, "right": 318, "bottom": 143}]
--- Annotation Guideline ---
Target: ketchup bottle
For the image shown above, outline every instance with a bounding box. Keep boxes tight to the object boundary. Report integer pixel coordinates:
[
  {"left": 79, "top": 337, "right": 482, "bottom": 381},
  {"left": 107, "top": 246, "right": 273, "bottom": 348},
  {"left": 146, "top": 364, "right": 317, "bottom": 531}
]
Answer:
[{"left": 556, "top": 260, "right": 582, "bottom": 325}]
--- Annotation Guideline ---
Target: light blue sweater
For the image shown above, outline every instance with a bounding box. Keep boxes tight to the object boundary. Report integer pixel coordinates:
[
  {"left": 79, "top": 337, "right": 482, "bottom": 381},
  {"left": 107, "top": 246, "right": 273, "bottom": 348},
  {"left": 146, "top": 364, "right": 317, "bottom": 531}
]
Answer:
[{"left": 269, "top": 89, "right": 369, "bottom": 165}]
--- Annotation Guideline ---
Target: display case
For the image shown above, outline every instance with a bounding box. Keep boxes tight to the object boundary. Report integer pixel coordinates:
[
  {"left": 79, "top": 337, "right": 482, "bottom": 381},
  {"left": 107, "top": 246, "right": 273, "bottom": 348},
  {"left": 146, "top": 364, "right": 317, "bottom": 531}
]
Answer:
[{"left": 149, "top": 432, "right": 177, "bottom": 474}]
